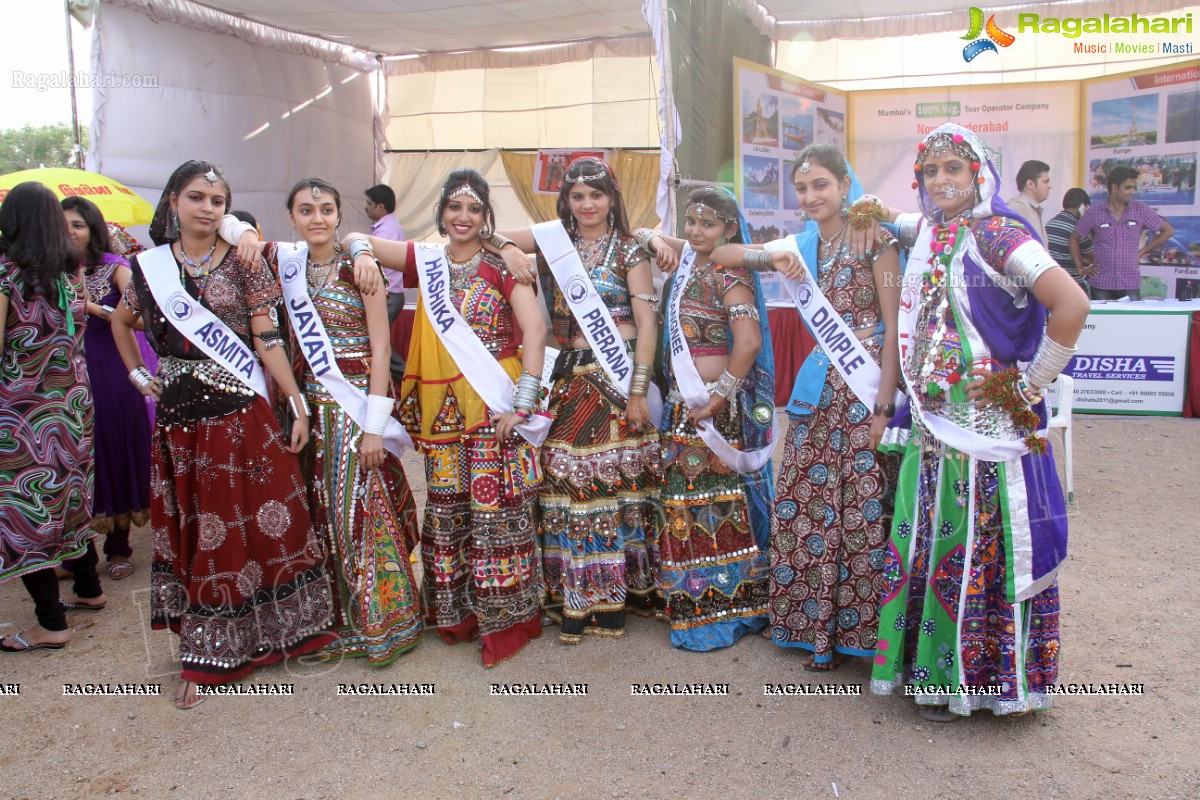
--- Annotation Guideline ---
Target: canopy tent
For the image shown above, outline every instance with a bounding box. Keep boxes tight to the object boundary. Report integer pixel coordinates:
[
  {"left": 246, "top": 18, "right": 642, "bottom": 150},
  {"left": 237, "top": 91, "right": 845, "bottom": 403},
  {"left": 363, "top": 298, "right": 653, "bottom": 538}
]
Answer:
[{"left": 82, "top": 0, "right": 1197, "bottom": 239}]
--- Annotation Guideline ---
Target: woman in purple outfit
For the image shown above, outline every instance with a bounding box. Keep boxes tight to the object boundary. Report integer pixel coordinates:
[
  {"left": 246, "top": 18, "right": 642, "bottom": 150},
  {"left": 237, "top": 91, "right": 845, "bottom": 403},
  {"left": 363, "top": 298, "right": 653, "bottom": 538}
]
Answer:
[{"left": 62, "top": 197, "right": 152, "bottom": 580}]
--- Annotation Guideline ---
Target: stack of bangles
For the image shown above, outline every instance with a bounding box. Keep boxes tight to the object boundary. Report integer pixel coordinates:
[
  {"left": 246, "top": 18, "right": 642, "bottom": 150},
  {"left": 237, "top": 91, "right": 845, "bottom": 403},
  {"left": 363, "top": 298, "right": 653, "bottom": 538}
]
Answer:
[
  {"left": 1021, "top": 335, "right": 1077, "bottom": 407},
  {"left": 511, "top": 371, "right": 541, "bottom": 420},
  {"left": 849, "top": 194, "right": 888, "bottom": 231},
  {"left": 707, "top": 370, "right": 743, "bottom": 400},
  {"left": 630, "top": 364, "right": 653, "bottom": 397},
  {"left": 363, "top": 395, "right": 393, "bottom": 435},
  {"left": 288, "top": 395, "right": 308, "bottom": 420},
  {"left": 742, "top": 250, "right": 774, "bottom": 272},
  {"left": 346, "top": 237, "right": 386, "bottom": 284},
  {"left": 128, "top": 366, "right": 153, "bottom": 390}
]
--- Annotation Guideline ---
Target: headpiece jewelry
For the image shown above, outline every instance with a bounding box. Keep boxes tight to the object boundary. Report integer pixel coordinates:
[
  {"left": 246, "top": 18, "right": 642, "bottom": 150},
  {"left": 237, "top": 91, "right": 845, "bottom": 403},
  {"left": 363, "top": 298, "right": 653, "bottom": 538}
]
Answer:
[
  {"left": 567, "top": 159, "right": 609, "bottom": 185},
  {"left": 686, "top": 202, "right": 736, "bottom": 225},
  {"left": 912, "top": 130, "right": 985, "bottom": 191},
  {"left": 447, "top": 183, "right": 483, "bottom": 205},
  {"left": 310, "top": 185, "right": 323, "bottom": 201},
  {"left": 203, "top": 168, "right": 218, "bottom": 186},
  {"left": 797, "top": 160, "right": 812, "bottom": 173}
]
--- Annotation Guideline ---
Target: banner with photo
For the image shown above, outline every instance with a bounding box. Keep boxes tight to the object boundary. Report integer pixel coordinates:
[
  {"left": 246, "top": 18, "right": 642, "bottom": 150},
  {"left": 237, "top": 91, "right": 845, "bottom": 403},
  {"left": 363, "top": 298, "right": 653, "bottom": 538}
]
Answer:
[
  {"left": 733, "top": 58, "right": 847, "bottom": 306},
  {"left": 1082, "top": 61, "right": 1199, "bottom": 298},
  {"left": 533, "top": 149, "right": 608, "bottom": 195},
  {"left": 848, "top": 82, "right": 1080, "bottom": 220}
]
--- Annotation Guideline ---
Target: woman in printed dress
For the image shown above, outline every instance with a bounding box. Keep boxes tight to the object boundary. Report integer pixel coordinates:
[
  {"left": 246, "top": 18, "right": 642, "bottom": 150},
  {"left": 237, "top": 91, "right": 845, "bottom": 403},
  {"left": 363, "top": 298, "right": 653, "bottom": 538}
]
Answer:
[
  {"left": 110, "top": 161, "right": 334, "bottom": 708},
  {"left": 634, "top": 187, "right": 777, "bottom": 651},
  {"left": 347, "top": 169, "right": 548, "bottom": 667},
  {"left": 860, "top": 123, "right": 1088, "bottom": 719},
  {"left": 0, "top": 182, "right": 104, "bottom": 653},
  {"left": 61, "top": 196, "right": 152, "bottom": 581},
  {"left": 499, "top": 158, "right": 663, "bottom": 644},
  {"left": 221, "top": 177, "right": 422, "bottom": 667}
]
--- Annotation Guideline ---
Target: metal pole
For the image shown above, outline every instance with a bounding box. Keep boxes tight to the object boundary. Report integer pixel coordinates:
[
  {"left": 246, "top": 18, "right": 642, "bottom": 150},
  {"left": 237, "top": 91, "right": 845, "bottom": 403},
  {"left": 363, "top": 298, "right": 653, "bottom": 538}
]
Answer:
[
  {"left": 658, "top": 0, "right": 677, "bottom": 235},
  {"left": 64, "top": 0, "right": 84, "bottom": 169}
]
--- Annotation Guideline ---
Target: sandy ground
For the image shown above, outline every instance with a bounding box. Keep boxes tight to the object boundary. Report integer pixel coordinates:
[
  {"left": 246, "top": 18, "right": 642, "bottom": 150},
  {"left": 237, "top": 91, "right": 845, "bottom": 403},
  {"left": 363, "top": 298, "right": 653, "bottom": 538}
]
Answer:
[{"left": 1, "top": 415, "right": 1197, "bottom": 800}]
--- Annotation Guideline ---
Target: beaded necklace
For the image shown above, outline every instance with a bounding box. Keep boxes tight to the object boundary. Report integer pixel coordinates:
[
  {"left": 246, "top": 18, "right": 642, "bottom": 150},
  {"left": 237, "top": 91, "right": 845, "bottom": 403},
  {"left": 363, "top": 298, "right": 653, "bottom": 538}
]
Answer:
[
  {"left": 916, "top": 216, "right": 971, "bottom": 400},
  {"left": 445, "top": 246, "right": 483, "bottom": 294},
  {"left": 577, "top": 228, "right": 613, "bottom": 268},
  {"left": 176, "top": 239, "right": 218, "bottom": 299},
  {"left": 306, "top": 246, "right": 343, "bottom": 293}
]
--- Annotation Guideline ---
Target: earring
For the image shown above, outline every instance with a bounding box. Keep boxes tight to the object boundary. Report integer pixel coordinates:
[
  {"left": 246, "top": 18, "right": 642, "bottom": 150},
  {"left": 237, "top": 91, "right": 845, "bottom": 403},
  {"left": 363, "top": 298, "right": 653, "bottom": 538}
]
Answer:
[
  {"left": 165, "top": 210, "right": 180, "bottom": 240},
  {"left": 840, "top": 195, "right": 849, "bottom": 217},
  {"left": 570, "top": 216, "right": 578, "bottom": 235},
  {"left": 607, "top": 210, "right": 614, "bottom": 230},
  {"left": 437, "top": 221, "right": 447, "bottom": 236},
  {"left": 479, "top": 223, "right": 493, "bottom": 239},
  {"left": 292, "top": 227, "right": 300, "bottom": 248}
]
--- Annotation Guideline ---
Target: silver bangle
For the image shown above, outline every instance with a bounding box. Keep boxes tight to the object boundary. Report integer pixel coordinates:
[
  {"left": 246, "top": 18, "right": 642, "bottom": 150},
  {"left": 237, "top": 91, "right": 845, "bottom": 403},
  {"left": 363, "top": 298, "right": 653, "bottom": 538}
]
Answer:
[
  {"left": 128, "top": 367, "right": 152, "bottom": 389},
  {"left": 347, "top": 237, "right": 374, "bottom": 261},
  {"left": 727, "top": 302, "right": 760, "bottom": 323},
  {"left": 287, "top": 394, "right": 308, "bottom": 420},
  {"left": 633, "top": 228, "right": 659, "bottom": 256},
  {"left": 706, "top": 370, "right": 743, "bottom": 400},
  {"left": 742, "top": 249, "right": 774, "bottom": 272},
  {"left": 487, "top": 233, "right": 515, "bottom": 251},
  {"left": 512, "top": 372, "right": 541, "bottom": 411},
  {"left": 1025, "top": 335, "right": 1076, "bottom": 389}
]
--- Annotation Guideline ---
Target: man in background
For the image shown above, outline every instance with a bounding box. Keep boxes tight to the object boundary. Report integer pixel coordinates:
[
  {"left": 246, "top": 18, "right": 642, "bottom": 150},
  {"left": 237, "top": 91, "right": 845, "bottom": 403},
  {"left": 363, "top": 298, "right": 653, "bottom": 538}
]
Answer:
[
  {"left": 1045, "top": 188, "right": 1092, "bottom": 293},
  {"left": 365, "top": 184, "right": 407, "bottom": 380},
  {"left": 1007, "top": 159, "right": 1051, "bottom": 243},
  {"left": 1070, "top": 166, "right": 1174, "bottom": 301}
]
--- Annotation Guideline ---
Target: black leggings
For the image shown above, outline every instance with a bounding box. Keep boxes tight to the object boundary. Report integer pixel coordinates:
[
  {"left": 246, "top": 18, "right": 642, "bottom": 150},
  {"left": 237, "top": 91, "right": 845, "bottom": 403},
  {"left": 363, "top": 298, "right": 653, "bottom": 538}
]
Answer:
[{"left": 19, "top": 541, "right": 102, "bottom": 632}]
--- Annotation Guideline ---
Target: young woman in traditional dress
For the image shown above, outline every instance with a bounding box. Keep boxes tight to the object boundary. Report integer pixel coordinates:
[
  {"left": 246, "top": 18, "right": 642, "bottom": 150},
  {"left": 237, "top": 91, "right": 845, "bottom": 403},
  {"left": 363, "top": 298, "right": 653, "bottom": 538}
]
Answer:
[
  {"left": 61, "top": 196, "right": 152, "bottom": 581},
  {"left": 110, "top": 161, "right": 334, "bottom": 708},
  {"left": 217, "top": 178, "right": 423, "bottom": 667},
  {"left": 497, "top": 158, "right": 663, "bottom": 644},
  {"left": 346, "top": 169, "right": 549, "bottom": 667},
  {"left": 632, "top": 187, "right": 777, "bottom": 651},
  {"left": 0, "top": 182, "right": 104, "bottom": 653},
  {"left": 858, "top": 123, "right": 1088, "bottom": 719}
]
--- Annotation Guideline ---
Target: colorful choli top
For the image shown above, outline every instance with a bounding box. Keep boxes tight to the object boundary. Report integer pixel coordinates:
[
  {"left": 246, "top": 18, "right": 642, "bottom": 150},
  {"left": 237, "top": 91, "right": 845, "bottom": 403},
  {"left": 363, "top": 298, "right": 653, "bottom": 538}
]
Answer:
[
  {"left": 817, "top": 224, "right": 895, "bottom": 332},
  {"left": 398, "top": 243, "right": 522, "bottom": 443},
  {"left": 263, "top": 245, "right": 374, "bottom": 403},
  {"left": 125, "top": 247, "right": 280, "bottom": 424},
  {"left": 0, "top": 257, "right": 88, "bottom": 398},
  {"left": 537, "top": 230, "right": 643, "bottom": 348},
  {"left": 676, "top": 263, "right": 754, "bottom": 356}
]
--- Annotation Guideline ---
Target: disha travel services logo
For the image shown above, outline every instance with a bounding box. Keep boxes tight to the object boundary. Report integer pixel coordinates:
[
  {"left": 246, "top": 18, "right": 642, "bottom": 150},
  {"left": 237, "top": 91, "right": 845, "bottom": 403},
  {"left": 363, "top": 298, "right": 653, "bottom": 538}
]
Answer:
[{"left": 960, "top": 7, "right": 1015, "bottom": 62}]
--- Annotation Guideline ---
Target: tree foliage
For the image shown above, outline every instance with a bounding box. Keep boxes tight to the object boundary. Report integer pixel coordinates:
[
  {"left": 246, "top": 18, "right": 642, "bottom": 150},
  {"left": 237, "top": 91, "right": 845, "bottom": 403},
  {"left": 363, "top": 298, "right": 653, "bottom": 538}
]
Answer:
[{"left": 0, "top": 123, "right": 88, "bottom": 175}]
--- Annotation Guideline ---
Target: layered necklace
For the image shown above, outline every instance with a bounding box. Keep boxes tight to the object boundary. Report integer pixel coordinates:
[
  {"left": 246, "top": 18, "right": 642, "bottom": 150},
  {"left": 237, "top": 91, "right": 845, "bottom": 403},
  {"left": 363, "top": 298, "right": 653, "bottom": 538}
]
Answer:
[
  {"left": 445, "top": 245, "right": 483, "bottom": 293},
  {"left": 577, "top": 228, "right": 613, "bottom": 268},
  {"left": 177, "top": 238, "right": 218, "bottom": 298},
  {"left": 306, "top": 245, "right": 343, "bottom": 293},
  {"left": 916, "top": 215, "right": 971, "bottom": 400},
  {"left": 817, "top": 218, "right": 849, "bottom": 272}
]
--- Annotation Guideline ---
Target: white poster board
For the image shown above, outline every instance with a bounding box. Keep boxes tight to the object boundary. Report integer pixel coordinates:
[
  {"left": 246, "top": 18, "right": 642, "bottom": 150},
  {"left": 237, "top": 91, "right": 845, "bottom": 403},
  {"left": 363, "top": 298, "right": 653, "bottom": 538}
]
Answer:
[{"left": 1067, "top": 302, "right": 1193, "bottom": 415}]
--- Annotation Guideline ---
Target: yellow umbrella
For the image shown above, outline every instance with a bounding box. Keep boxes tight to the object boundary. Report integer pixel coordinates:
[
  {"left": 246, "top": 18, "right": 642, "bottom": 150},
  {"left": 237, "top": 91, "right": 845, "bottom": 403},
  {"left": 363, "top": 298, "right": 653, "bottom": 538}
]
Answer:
[{"left": 0, "top": 167, "right": 155, "bottom": 226}]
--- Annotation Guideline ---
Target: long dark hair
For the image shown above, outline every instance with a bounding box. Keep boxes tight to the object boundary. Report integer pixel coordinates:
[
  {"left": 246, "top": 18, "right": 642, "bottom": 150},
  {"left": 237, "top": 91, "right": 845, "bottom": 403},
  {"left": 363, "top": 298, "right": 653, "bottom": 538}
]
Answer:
[
  {"left": 685, "top": 186, "right": 744, "bottom": 244},
  {"left": 61, "top": 195, "right": 112, "bottom": 267},
  {"left": 434, "top": 168, "right": 496, "bottom": 237},
  {"left": 556, "top": 158, "right": 631, "bottom": 239},
  {"left": 0, "top": 182, "right": 80, "bottom": 298},
  {"left": 149, "top": 160, "right": 232, "bottom": 246}
]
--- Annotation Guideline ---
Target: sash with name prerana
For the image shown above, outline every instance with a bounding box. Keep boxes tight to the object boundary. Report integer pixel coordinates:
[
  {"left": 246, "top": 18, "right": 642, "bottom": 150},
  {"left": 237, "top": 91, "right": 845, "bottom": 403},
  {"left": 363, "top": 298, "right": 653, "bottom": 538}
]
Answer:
[
  {"left": 763, "top": 235, "right": 884, "bottom": 410},
  {"left": 140, "top": 243, "right": 268, "bottom": 398},
  {"left": 277, "top": 243, "right": 414, "bottom": 458},
  {"left": 667, "top": 245, "right": 778, "bottom": 473},
  {"left": 413, "top": 243, "right": 551, "bottom": 447},
  {"left": 531, "top": 220, "right": 662, "bottom": 426}
]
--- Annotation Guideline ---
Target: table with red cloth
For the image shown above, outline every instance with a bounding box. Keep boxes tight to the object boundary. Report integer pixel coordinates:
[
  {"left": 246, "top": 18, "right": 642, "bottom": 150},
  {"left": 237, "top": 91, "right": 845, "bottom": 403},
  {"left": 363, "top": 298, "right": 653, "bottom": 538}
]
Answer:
[{"left": 392, "top": 307, "right": 1200, "bottom": 415}]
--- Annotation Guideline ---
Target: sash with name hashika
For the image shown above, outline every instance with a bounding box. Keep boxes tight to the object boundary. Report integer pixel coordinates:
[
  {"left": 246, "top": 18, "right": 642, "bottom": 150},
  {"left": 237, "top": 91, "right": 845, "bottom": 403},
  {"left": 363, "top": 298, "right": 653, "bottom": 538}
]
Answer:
[
  {"left": 413, "top": 242, "right": 551, "bottom": 447},
  {"left": 139, "top": 244, "right": 268, "bottom": 398}
]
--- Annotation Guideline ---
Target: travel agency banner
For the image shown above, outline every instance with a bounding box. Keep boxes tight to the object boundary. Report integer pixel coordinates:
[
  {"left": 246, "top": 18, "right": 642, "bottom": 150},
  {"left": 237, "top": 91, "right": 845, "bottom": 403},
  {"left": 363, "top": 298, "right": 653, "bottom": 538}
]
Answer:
[
  {"left": 848, "top": 82, "right": 1081, "bottom": 219},
  {"left": 734, "top": 58, "right": 846, "bottom": 305},
  {"left": 1082, "top": 61, "right": 1200, "bottom": 299}
]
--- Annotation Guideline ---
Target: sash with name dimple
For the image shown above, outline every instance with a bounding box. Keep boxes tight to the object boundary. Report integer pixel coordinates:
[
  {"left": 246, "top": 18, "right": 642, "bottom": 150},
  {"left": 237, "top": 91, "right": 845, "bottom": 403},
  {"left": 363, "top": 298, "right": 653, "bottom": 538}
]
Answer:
[
  {"left": 667, "top": 244, "right": 778, "bottom": 473},
  {"left": 277, "top": 243, "right": 414, "bottom": 457},
  {"left": 413, "top": 242, "right": 551, "bottom": 447},
  {"left": 139, "top": 244, "right": 268, "bottom": 399},
  {"left": 531, "top": 220, "right": 663, "bottom": 426}
]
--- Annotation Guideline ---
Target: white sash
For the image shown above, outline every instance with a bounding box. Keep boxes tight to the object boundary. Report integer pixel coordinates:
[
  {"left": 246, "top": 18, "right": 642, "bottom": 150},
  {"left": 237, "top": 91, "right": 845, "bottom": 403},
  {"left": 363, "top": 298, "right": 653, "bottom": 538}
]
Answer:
[
  {"left": 764, "top": 236, "right": 882, "bottom": 410},
  {"left": 531, "top": 220, "right": 663, "bottom": 426},
  {"left": 413, "top": 243, "right": 551, "bottom": 447},
  {"left": 667, "top": 246, "right": 778, "bottom": 473},
  {"left": 277, "top": 244, "right": 414, "bottom": 458},
  {"left": 896, "top": 227, "right": 1030, "bottom": 462},
  {"left": 140, "top": 244, "right": 268, "bottom": 398}
]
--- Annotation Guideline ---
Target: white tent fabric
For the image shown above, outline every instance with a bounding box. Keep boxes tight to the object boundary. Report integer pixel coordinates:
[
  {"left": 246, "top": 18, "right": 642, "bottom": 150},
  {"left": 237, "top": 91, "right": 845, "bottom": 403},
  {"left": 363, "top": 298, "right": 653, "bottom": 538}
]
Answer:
[{"left": 89, "top": 0, "right": 380, "bottom": 241}]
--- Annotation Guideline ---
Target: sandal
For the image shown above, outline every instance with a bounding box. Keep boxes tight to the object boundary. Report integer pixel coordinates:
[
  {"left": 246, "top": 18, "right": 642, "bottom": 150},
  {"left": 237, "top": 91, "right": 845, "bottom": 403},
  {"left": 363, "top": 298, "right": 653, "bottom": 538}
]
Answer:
[
  {"left": 803, "top": 652, "right": 845, "bottom": 672},
  {"left": 918, "top": 704, "right": 959, "bottom": 722},
  {"left": 175, "top": 680, "right": 207, "bottom": 710},
  {"left": 108, "top": 560, "right": 135, "bottom": 581},
  {"left": 59, "top": 595, "right": 106, "bottom": 612},
  {"left": 0, "top": 630, "right": 68, "bottom": 653}
]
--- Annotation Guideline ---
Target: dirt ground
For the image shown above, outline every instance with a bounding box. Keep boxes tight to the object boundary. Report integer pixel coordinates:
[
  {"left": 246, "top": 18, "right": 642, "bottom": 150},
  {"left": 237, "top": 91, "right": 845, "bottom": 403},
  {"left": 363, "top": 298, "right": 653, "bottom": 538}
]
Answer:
[{"left": 1, "top": 415, "right": 1197, "bottom": 800}]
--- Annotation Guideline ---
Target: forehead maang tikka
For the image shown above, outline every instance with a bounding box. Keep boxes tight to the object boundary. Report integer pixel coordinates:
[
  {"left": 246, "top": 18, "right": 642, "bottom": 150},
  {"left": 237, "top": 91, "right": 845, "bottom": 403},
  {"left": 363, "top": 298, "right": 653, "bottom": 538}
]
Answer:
[
  {"left": 567, "top": 161, "right": 609, "bottom": 185},
  {"left": 447, "top": 183, "right": 483, "bottom": 205},
  {"left": 310, "top": 185, "right": 323, "bottom": 201},
  {"left": 203, "top": 168, "right": 218, "bottom": 186},
  {"left": 912, "top": 131, "right": 984, "bottom": 190}
]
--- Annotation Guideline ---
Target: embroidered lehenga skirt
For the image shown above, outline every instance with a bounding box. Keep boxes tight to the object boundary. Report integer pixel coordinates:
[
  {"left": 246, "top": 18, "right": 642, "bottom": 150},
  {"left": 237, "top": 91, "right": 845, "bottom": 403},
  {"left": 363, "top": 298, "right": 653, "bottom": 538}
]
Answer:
[
  {"left": 657, "top": 385, "right": 770, "bottom": 651},
  {"left": 149, "top": 396, "right": 335, "bottom": 683},
  {"left": 540, "top": 350, "right": 662, "bottom": 643}
]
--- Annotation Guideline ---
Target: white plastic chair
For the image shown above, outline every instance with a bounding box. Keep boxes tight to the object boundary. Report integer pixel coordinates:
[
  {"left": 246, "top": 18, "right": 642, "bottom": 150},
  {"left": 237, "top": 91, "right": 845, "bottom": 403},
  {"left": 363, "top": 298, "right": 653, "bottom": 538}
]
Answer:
[{"left": 1044, "top": 374, "right": 1075, "bottom": 507}]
